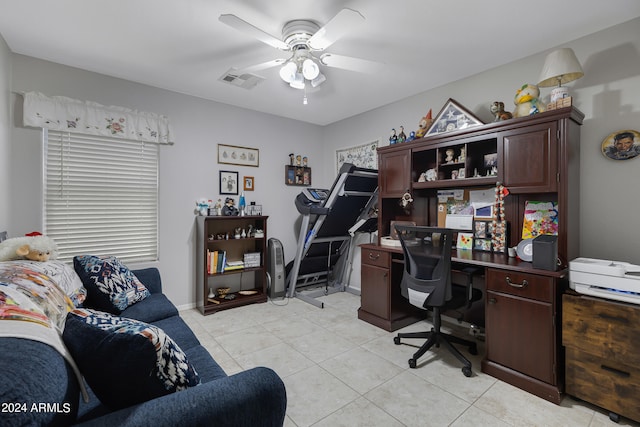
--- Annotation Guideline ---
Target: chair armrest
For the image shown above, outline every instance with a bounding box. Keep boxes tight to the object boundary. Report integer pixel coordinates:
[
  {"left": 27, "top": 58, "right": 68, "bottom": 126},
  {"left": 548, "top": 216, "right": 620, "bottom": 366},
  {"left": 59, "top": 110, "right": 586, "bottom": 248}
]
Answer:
[
  {"left": 132, "top": 268, "right": 162, "bottom": 294},
  {"left": 74, "top": 367, "right": 286, "bottom": 427}
]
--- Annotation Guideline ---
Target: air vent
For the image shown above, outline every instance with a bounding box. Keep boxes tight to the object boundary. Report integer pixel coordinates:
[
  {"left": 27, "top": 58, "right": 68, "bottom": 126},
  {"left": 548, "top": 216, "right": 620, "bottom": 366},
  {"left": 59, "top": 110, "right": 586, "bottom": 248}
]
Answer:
[{"left": 219, "top": 68, "right": 265, "bottom": 89}]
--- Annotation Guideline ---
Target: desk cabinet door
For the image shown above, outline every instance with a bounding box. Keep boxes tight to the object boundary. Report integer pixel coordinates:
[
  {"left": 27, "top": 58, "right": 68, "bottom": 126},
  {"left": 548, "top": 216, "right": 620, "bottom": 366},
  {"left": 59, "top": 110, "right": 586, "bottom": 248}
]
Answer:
[
  {"left": 501, "top": 122, "right": 558, "bottom": 193},
  {"left": 485, "top": 290, "right": 555, "bottom": 384},
  {"left": 379, "top": 149, "right": 411, "bottom": 197},
  {"left": 361, "top": 264, "right": 390, "bottom": 319}
]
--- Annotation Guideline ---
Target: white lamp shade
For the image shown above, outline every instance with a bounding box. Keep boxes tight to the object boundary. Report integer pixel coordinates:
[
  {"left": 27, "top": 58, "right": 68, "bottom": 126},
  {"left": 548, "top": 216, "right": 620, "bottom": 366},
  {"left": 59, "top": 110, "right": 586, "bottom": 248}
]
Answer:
[
  {"left": 538, "top": 48, "right": 584, "bottom": 87},
  {"left": 279, "top": 61, "right": 297, "bottom": 83},
  {"left": 302, "top": 58, "right": 320, "bottom": 80}
]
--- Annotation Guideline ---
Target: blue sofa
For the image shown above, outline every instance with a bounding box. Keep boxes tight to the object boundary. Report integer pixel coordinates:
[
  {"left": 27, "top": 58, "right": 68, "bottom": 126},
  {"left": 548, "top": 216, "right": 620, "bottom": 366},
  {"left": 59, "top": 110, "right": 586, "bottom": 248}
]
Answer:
[{"left": 0, "top": 267, "right": 287, "bottom": 426}]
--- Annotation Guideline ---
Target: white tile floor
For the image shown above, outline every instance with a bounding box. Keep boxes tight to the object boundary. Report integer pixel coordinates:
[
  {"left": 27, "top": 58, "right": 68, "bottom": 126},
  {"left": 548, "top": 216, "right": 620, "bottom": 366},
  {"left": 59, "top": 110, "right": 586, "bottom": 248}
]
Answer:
[{"left": 180, "top": 292, "right": 640, "bottom": 427}]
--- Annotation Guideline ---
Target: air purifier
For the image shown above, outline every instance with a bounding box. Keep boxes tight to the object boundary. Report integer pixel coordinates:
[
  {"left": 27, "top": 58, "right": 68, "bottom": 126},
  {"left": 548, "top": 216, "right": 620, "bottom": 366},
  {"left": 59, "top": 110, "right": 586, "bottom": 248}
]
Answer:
[{"left": 267, "top": 238, "right": 286, "bottom": 298}]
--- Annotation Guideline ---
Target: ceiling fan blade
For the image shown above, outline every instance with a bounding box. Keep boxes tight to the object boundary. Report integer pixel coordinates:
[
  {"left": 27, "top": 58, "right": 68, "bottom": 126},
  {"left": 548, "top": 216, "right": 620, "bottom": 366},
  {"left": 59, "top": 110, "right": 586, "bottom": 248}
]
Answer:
[
  {"left": 238, "top": 59, "right": 287, "bottom": 73},
  {"left": 308, "top": 8, "right": 365, "bottom": 51},
  {"left": 219, "top": 14, "right": 289, "bottom": 50},
  {"left": 320, "top": 53, "right": 383, "bottom": 73}
]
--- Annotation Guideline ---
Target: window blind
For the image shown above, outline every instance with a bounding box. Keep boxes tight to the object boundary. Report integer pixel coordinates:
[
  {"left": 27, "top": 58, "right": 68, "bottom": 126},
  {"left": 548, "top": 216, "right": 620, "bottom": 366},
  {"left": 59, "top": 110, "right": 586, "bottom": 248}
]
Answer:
[{"left": 44, "top": 130, "right": 159, "bottom": 263}]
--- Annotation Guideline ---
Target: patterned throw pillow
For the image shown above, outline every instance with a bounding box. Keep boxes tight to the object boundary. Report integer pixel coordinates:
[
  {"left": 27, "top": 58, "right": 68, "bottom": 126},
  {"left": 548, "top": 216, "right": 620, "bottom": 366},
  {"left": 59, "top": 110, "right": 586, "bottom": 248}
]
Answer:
[
  {"left": 63, "top": 308, "right": 200, "bottom": 409},
  {"left": 73, "top": 255, "right": 150, "bottom": 313}
]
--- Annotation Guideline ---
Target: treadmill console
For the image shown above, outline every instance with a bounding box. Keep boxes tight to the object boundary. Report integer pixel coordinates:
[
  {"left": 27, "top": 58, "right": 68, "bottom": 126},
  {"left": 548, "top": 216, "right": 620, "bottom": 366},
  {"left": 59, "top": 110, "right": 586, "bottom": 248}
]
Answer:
[{"left": 301, "top": 188, "right": 329, "bottom": 203}]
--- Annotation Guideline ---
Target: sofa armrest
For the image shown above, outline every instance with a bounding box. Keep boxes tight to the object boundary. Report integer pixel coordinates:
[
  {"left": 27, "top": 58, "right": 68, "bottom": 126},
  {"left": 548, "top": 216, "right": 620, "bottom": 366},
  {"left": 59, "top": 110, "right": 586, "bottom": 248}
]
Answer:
[
  {"left": 132, "top": 268, "right": 162, "bottom": 294},
  {"left": 74, "top": 367, "right": 286, "bottom": 427}
]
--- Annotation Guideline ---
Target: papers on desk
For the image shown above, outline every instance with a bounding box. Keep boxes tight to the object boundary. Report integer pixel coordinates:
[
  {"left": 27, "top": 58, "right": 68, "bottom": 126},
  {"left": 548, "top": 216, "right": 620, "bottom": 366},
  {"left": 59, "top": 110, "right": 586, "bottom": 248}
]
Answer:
[
  {"left": 438, "top": 189, "right": 474, "bottom": 230},
  {"left": 445, "top": 214, "right": 473, "bottom": 230}
]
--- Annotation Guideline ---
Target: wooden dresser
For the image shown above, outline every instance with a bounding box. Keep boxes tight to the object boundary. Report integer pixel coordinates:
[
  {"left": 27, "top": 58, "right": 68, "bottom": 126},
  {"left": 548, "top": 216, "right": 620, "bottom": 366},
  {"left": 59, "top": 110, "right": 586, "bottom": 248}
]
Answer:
[{"left": 563, "top": 293, "right": 640, "bottom": 423}]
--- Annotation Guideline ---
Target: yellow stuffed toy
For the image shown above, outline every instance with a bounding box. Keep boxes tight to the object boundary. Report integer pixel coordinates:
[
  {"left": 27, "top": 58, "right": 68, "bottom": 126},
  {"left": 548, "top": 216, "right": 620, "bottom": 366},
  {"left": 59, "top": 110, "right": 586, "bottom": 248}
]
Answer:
[
  {"left": 0, "top": 234, "right": 58, "bottom": 262},
  {"left": 513, "top": 84, "right": 546, "bottom": 118}
]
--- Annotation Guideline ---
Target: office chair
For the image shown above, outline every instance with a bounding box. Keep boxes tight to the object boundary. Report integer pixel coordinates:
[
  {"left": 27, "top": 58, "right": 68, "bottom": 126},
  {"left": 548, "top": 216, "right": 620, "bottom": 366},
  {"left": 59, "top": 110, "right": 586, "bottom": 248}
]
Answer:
[{"left": 393, "top": 225, "right": 478, "bottom": 377}]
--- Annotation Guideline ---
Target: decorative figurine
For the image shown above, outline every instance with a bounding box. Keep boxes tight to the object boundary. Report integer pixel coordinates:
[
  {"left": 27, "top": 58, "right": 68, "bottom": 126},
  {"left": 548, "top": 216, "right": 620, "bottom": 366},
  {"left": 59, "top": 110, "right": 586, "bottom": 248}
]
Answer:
[
  {"left": 490, "top": 101, "right": 513, "bottom": 121},
  {"left": 289, "top": 153, "right": 295, "bottom": 165},
  {"left": 407, "top": 131, "right": 416, "bottom": 142},
  {"left": 458, "top": 146, "right": 466, "bottom": 163},
  {"left": 389, "top": 128, "right": 398, "bottom": 144},
  {"left": 222, "top": 197, "right": 239, "bottom": 216},
  {"left": 398, "top": 126, "right": 407, "bottom": 143},
  {"left": 445, "top": 149, "right": 455, "bottom": 163},
  {"left": 303, "top": 156, "right": 308, "bottom": 166},
  {"left": 415, "top": 109, "right": 433, "bottom": 139}
]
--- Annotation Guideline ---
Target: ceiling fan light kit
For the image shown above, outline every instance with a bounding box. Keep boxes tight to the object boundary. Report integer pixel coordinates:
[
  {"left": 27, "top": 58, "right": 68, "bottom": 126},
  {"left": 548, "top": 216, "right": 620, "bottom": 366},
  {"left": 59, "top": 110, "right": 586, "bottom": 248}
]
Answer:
[{"left": 219, "top": 8, "right": 375, "bottom": 95}]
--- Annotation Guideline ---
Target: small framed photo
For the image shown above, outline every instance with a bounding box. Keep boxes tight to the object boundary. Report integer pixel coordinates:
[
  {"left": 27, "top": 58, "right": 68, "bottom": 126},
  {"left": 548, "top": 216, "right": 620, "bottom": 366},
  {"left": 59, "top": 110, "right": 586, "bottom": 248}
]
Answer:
[
  {"left": 473, "top": 238, "right": 492, "bottom": 251},
  {"left": 219, "top": 170, "right": 239, "bottom": 195},
  {"left": 473, "top": 220, "right": 493, "bottom": 252},
  {"left": 243, "top": 176, "right": 254, "bottom": 191},
  {"left": 483, "top": 153, "right": 497, "bottom": 168}
]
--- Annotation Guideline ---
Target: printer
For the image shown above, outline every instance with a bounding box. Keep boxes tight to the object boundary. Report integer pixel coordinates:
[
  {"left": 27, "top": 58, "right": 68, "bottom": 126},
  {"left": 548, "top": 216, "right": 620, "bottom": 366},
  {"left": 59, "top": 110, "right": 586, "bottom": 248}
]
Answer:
[{"left": 569, "top": 257, "right": 640, "bottom": 305}]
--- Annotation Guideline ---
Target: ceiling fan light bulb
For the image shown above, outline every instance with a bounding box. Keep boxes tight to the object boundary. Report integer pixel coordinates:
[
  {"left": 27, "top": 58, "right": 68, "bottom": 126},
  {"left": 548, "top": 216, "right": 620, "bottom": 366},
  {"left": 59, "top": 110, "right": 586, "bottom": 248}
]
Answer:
[
  {"left": 302, "top": 58, "right": 320, "bottom": 80},
  {"left": 279, "top": 61, "right": 297, "bottom": 83}
]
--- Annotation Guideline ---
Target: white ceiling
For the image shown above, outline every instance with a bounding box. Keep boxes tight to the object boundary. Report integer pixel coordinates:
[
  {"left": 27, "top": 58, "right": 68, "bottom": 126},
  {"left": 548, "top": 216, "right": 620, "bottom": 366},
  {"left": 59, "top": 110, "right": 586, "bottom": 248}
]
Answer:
[{"left": 2, "top": 0, "right": 640, "bottom": 126}]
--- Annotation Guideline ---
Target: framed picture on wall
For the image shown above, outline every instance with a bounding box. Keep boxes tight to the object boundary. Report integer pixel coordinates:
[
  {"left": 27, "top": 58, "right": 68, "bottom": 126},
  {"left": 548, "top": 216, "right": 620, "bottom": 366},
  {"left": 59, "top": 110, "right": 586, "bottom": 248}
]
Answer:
[
  {"left": 217, "top": 144, "right": 260, "bottom": 167},
  {"left": 243, "top": 176, "right": 254, "bottom": 191},
  {"left": 219, "top": 170, "right": 239, "bottom": 195}
]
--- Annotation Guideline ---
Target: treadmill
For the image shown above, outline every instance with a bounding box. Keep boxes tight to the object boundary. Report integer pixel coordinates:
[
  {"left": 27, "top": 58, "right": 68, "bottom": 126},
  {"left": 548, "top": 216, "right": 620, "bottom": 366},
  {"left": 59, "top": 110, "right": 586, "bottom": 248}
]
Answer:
[{"left": 286, "top": 163, "right": 378, "bottom": 308}]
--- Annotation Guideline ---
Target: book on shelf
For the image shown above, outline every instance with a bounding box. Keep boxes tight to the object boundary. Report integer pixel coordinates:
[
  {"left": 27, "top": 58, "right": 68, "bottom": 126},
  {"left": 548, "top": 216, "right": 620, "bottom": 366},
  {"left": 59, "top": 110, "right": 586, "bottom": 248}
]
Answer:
[
  {"left": 223, "top": 261, "right": 244, "bottom": 272},
  {"left": 207, "top": 250, "right": 227, "bottom": 274}
]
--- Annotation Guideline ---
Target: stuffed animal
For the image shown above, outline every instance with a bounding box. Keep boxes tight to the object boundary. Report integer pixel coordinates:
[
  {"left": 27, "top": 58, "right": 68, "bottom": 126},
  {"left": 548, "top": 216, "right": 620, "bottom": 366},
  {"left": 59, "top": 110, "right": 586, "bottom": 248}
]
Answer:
[
  {"left": 490, "top": 101, "right": 513, "bottom": 121},
  {"left": 0, "top": 234, "right": 58, "bottom": 262},
  {"left": 415, "top": 109, "right": 433, "bottom": 139},
  {"left": 195, "top": 198, "right": 210, "bottom": 216},
  {"left": 513, "top": 84, "right": 546, "bottom": 118}
]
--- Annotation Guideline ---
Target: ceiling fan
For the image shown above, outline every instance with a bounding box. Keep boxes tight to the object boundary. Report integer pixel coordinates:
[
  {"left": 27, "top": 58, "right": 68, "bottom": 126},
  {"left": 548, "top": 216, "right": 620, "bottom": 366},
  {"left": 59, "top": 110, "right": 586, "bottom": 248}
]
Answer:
[{"left": 218, "top": 8, "right": 382, "bottom": 90}]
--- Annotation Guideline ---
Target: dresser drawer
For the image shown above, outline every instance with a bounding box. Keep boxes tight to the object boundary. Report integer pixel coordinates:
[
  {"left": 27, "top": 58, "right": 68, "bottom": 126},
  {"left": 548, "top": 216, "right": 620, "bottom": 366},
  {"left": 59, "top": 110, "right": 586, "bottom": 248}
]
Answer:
[
  {"left": 486, "top": 268, "right": 554, "bottom": 303},
  {"left": 565, "top": 347, "right": 640, "bottom": 423},
  {"left": 361, "top": 247, "right": 390, "bottom": 268},
  {"left": 563, "top": 293, "right": 640, "bottom": 366}
]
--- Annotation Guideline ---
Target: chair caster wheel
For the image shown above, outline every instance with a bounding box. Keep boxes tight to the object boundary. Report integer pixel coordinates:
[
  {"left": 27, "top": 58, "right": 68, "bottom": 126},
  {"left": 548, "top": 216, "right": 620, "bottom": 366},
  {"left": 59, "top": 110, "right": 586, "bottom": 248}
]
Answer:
[
  {"left": 469, "top": 344, "right": 478, "bottom": 355},
  {"left": 394, "top": 336, "right": 401, "bottom": 345},
  {"left": 462, "top": 366, "right": 472, "bottom": 377},
  {"left": 609, "top": 412, "right": 620, "bottom": 423},
  {"left": 408, "top": 359, "right": 417, "bottom": 369}
]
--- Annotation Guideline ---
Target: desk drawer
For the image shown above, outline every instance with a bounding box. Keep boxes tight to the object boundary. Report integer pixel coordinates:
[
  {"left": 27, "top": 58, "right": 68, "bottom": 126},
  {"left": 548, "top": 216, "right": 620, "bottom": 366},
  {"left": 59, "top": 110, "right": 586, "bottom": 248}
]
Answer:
[
  {"left": 487, "top": 268, "right": 554, "bottom": 303},
  {"left": 563, "top": 294, "right": 640, "bottom": 366},
  {"left": 565, "top": 347, "right": 640, "bottom": 423},
  {"left": 361, "top": 248, "right": 390, "bottom": 268}
]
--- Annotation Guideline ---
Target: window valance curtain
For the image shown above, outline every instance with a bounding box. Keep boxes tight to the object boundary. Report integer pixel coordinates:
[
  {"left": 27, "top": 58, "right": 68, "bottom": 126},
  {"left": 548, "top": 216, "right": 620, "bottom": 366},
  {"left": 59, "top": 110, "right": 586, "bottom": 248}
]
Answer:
[{"left": 23, "top": 91, "right": 174, "bottom": 145}]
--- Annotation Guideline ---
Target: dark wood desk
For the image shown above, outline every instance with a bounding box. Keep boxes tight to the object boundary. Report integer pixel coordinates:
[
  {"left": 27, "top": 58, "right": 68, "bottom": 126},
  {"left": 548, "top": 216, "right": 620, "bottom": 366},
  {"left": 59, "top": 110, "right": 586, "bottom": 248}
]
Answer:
[{"left": 359, "top": 243, "right": 566, "bottom": 405}]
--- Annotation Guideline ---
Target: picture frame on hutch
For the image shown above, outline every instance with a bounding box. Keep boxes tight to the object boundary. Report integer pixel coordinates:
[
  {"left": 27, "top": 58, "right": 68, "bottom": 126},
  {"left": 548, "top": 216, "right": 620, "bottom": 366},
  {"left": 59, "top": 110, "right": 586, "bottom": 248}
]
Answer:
[{"left": 426, "top": 98, "right": 484, "bottom": 136}]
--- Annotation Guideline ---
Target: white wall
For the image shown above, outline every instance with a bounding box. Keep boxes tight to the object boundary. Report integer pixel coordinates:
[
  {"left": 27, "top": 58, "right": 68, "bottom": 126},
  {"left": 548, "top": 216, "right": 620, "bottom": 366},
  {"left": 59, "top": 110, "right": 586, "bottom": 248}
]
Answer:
[
  {"left": 0, "top": 35, "right": 11, "bottom": 230},
  {"left": 10, "top": 54, "right": 325, "bottom": 307},
  {"left": 324, "top": 17, "right": 640, "bottom": 265}
]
